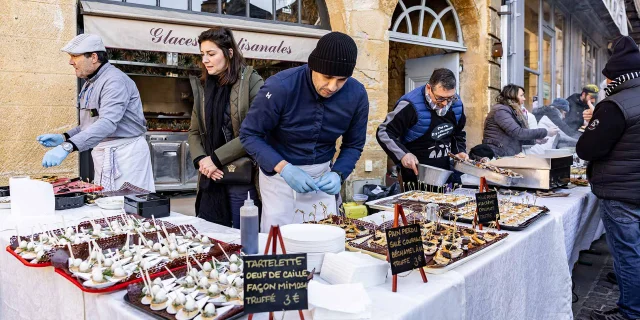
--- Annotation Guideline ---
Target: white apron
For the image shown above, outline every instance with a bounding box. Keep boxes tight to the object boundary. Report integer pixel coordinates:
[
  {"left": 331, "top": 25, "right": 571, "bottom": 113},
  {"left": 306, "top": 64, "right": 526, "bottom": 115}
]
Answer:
[
  {"left": 91, "top": 136, "right": 155, "bottom": 192},
  {"left": 259, "top": 162, "right": 337, "bottom": 232}
]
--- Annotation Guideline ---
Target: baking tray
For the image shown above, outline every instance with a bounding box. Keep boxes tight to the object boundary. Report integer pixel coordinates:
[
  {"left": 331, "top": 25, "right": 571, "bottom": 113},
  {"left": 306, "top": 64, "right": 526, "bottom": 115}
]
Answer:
[
  {"left": 365, "top": 191, "right": 472, "bottom": 212},
  {"left": 442, "top": 206, "right": 550, "bottom": 231},
  {"left": 453, "top": 161, "right": 520, "bottom": 186},
  {"left": 345, "top": 224, "right": 508, "bottom": 274},
  {"left": 123, "top": 267, "right": 245, "bottom": 320}
]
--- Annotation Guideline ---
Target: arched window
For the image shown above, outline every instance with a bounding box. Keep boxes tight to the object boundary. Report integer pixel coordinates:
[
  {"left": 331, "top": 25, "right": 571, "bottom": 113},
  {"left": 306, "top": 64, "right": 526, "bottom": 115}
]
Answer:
[
  {"left": 389, "top": 0, "right": 465, "bottom": 51},
  {"left": 111, "top": 0, "right": 330, "bottom": 29}
]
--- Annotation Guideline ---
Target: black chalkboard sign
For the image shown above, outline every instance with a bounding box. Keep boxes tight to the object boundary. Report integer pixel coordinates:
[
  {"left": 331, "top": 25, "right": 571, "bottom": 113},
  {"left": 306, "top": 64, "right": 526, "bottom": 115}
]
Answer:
[
  {"left": 243, "top": 253, "right": 309, "bottom": 314},
  {"left": 385, "top": 224, "right": 426, "bottom": 275},
  {"left": 475, "top": 191, "right": 500, "bottom": 224}
]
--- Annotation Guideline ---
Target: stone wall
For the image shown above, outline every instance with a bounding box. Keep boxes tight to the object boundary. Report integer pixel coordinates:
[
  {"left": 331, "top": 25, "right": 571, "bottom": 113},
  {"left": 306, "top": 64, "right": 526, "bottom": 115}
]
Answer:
[
  {"left": 324, "top": 0, "right": 492, "bottom": 199},
  {"left": 0, "top": 0, "right": 78, "bottom": 184}
]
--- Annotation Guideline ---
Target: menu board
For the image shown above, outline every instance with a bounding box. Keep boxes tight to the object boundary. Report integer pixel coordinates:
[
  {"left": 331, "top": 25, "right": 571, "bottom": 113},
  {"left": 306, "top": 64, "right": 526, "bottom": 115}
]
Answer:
[
  {"left": 243, "top": 254, "right": 309, "bottom": 314},
  {"left": 385, "top": 224, "right": 426, "bottom": 275},
  {"left": 475, "top": 191, "right": 500, "bottom": 224}
]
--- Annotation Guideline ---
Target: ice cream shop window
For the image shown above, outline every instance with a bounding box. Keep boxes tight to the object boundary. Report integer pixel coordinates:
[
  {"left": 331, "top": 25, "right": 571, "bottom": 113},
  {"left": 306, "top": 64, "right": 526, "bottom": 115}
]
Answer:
[{"left": 101, "top": 0, "right": 330, "bottom": 29}]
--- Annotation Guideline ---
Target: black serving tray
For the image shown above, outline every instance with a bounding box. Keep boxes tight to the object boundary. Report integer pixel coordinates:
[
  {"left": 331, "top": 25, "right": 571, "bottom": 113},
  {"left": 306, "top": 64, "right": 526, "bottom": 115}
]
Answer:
[
  {"left": 124, "top": 194, "right": 170, "bottom": 218},
  {"left": 55, "top": 192, "right": 85, "bottom": 210},
  {"left": 123, "top": 294, "right": 245, "bottom": 320},
  {"left": 0, "top": 186, "right": 9, "bottom": 197}
]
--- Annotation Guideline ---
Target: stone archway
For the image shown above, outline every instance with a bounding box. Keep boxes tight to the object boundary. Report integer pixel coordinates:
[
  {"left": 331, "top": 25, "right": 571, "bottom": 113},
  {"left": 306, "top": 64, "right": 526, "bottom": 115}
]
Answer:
[{"left": 320, "top": 0, "right": 490, "bottom": 194}]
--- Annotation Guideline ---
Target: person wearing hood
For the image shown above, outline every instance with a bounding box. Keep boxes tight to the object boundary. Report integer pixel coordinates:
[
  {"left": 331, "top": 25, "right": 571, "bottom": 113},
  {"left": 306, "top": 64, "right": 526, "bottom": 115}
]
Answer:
[
  {"left": 482, "top": 84, "right": 558, "bottom": 157},
  {"left": 577, "top": 36, "right": 640, "bottom": 320},
  {"left": 532, "top": 98, "right": 580, "bottom": 148}
]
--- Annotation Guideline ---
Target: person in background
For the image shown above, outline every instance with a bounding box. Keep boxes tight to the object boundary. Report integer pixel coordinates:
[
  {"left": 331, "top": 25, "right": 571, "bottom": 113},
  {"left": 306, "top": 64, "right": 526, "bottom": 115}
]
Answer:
[
  {"left": 565, "top": 84, "right": 599, "bottom": 134},
  {"left": 532, "top": 98, "right": 580, "bottom": 148},
  {"left": 468, "top": 144, "right": 495, "bottom": 163},
  {"left": 188, "top": 27, "right": 264, "bottom": 228},
  {"left": 577, "top": 36, "right": 640, "bottom": 320},
  {"left": 240, "top": 32, "right": 369, "bottom": 232},
  {"left": 376, "top": 68, "right": 467, "bottom": 189},
  {"left": 37, "top": 34, "right": 154, "bottom": 192},
  {"left": 482, "top": 84, "right": 558, "bottom": 157}
]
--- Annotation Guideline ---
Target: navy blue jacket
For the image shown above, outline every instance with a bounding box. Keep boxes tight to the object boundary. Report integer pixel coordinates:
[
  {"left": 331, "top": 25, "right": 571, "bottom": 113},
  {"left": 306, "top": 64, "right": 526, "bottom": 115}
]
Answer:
[{"left": 239, "top": 65, "right": 369, "bottom": 179}]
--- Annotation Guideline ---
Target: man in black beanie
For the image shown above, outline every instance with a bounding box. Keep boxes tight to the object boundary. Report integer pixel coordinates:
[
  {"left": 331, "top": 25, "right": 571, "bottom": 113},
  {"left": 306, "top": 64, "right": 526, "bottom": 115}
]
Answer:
[
  {"left": 577, "top": 35, "right": 640, "bottom": 320},
  {"left": 240, "top": 32, "right": 369, "bottom": 231}
]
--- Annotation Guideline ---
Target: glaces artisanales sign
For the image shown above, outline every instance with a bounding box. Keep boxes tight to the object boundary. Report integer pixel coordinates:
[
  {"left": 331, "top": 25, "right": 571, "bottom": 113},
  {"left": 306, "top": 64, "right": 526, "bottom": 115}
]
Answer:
[{"left": 84, "top": 15, "right": 320, "bottom": 62}]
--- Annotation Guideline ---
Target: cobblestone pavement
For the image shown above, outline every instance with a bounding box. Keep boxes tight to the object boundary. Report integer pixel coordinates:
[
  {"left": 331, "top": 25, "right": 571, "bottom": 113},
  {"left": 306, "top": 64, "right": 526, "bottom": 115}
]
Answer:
[{"left": 573, "top": 237, "right": 619, "bottom": 320}]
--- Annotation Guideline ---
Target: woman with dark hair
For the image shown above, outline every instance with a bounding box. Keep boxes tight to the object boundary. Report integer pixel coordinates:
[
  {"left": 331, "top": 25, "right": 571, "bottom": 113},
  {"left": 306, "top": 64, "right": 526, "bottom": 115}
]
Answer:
[
  {"left": 482, "top": 84, "right": 558, "bottom": 157},
  {"left": 188, "top": 27, "right": 264, "bottom": 228}
]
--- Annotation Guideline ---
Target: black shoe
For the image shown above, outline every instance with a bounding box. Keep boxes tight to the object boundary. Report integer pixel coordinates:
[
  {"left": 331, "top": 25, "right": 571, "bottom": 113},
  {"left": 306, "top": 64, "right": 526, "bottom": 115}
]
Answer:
[
  {"left": 607, "top": 272, "right": 618, "bottom": 285},
  {"left": 590, "top": 308, "right": 632, "bottom": 320}
]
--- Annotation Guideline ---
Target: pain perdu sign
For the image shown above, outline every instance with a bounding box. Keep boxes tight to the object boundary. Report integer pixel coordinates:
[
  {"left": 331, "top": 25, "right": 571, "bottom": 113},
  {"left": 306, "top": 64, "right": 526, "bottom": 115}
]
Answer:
[
  {"left": 243, "top": 253, "right": 309, "bottom": 314},
  {"left": 475, "top": 191, "right": 500, "bottom": 224},
  {"left": 385, "top": 224, "right": 426, "bottom": 275}
]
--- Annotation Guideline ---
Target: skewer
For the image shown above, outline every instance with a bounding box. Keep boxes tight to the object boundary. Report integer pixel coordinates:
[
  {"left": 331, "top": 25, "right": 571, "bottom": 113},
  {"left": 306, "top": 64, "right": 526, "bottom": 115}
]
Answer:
[
  {"left": 217, "top": 243, "right": 231, "bottom": 261},
  {"left": 164, "top": 266, "right": 178, "bottom": 280},
  {"left": 189, "top": 252, "right": 204, "bottom": 270}
]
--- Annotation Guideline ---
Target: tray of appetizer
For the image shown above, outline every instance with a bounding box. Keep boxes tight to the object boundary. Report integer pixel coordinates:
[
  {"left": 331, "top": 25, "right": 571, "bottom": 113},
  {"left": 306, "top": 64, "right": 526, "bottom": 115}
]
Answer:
[
  {"left": 123, "top": 253, "right": 245, "bottom": 320},
  {"left": 449, "top": 153, "right": 522, "bottom": 186}
]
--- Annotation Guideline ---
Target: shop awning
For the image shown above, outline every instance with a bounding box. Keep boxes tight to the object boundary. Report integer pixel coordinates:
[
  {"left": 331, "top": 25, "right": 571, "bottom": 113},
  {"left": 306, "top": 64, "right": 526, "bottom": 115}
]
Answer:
[{"left": 80, "top": 1, "right": 328, "bottom": 62}]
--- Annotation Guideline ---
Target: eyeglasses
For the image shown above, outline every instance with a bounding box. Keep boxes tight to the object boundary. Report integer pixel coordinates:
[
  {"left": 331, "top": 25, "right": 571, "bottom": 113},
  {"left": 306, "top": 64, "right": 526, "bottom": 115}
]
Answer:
[{"left": 429, "top": 86, "right": 458, "bottom": 103}]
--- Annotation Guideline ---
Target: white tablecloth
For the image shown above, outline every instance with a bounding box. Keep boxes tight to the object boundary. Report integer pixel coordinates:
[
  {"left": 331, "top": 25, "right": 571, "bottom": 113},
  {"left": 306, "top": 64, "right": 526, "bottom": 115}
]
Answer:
[{"left": 0, "top": 187, "right": 603, "bottom": 320}]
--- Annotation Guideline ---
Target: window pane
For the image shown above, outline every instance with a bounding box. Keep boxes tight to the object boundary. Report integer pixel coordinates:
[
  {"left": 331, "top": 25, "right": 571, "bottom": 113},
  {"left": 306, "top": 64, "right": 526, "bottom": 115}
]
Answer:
[
  {"left": 128, "top": 0, "right": 156, "bottom": 5},
  {"left": 524, "top": 72, "right": 539, "bottom": 110},
  {"left": 224, "top": 0, "right": 247, "bottom": 17},
  {"left": 193, "top": 0, "right": 219, "bottom": 13},
  {"left": 249, "top": 0, "right": 273, "bottom": 19},
  {"left": 524, "top": 0, "right": 540, "bottom": 70},
  {"left": 161, "top": 0, "right": 188, "bottom": 10},
  {"left": 555, "top": 13, "right": 565, "bottom": 99},
  {"left": 276, "top": 0, "right": 299, "bottom": 23},
  {"left": 542, "top": 0, "right": 551, "bottom": 23},
  {"left": 301, "top": 0, "right": 320, "bottom": 25},
  {"left": 542, "top": 33, "right": 552, "bottom": 106}
]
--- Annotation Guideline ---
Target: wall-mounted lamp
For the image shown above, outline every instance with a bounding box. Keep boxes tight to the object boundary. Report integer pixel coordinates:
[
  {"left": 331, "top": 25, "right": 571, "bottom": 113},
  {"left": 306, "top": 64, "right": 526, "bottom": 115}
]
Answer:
[{"left": 492, "top": 41, "right": 504, "bottom": 58}]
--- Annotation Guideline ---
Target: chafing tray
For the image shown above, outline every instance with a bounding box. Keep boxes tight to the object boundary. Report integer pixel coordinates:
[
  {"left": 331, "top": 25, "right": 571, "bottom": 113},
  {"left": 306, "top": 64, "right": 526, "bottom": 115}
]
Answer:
[
  {"left": 488, "top": 155, "right": 572, "bottom": 190},
  {"left": 453, "top": 161, "right": 520, "bottom": 186}
]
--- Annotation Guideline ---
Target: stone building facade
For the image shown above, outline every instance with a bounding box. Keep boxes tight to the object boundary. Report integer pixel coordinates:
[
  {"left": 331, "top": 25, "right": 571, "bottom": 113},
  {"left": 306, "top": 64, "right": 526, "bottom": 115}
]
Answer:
[{"left": 1, "top": 0, "right": 501, "bottom": 196}]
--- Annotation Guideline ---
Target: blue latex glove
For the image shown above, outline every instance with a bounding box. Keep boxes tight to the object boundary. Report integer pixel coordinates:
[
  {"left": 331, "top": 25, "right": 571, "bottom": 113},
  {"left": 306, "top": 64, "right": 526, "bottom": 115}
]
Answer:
[
  {"left": 316, "top": 172, "right": 342, "bottom": 195},
  {"left": 280, "top": 164, "right": 319, "bottom": 193},
  {"left": 37, "top": 134, "right": 65, "bottom": 148},
  {"left": 42, "top": 145, "right": 69, "bottom": 168}
]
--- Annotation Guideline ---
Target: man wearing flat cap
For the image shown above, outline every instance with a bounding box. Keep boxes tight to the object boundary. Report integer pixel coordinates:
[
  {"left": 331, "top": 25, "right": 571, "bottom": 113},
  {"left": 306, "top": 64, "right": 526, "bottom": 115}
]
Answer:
[
  {"left": 240, "top": 32, "right": 369, "bottom": 231},
  {"left": 37, "top": 34, "right": 154, "bottom": 192},
  {"left": 577, "top": 35, "right": 640, "bottom": 320}
]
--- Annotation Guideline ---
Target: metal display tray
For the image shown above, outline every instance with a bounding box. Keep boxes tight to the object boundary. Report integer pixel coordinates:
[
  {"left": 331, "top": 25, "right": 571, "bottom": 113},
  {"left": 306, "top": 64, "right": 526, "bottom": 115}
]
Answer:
[
  {"left": 453, "top": 161, "right": 520, "bottom": 186},
  {"left": 123, "top": 294, "right": 245, "bottom": 320}
]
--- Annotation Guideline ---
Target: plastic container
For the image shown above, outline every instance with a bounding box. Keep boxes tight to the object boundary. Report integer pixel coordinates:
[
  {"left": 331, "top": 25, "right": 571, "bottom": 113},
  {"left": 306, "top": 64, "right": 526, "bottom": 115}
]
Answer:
[
  {"left": 352, "top": 193, "right": 368, "bottom": 205},
  {"left": 240, "top": 192, "right": 259, "bottom": 255},
  {"left": 54, "top": 193, "right": 85, "bottom": 210}
]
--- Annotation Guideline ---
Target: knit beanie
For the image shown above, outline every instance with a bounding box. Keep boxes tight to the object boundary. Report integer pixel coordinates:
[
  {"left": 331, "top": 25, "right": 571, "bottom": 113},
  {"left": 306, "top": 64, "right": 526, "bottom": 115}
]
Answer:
[
  {"left": 602, "top": 36, "right": 640, "bottom": 80},
  {"left": 308, "top": 32, "right": 358, "bottom": 77},
  {"left": 551, "top": 98, "right": 570, "bottom": 113}
]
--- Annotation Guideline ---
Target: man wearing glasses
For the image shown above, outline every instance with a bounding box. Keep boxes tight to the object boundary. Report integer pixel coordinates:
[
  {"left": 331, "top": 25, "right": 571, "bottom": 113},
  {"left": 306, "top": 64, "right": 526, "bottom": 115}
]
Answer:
[{"left": 377, "top": 68, "right": 467, "bottom": 188}]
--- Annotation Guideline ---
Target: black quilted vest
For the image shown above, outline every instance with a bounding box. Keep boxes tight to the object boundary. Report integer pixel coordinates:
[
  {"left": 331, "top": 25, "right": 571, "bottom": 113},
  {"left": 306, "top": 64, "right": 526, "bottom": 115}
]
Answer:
[{"left": 589, "top": 77, "right": 640, "bottom": 204}]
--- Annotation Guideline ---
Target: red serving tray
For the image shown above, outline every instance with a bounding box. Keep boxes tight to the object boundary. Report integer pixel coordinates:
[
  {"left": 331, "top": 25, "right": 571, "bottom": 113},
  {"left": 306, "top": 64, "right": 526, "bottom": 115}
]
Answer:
[
  {"left": 5, "top": 246, "right": 52, "bottom": 268},
  {"left": 54, "top": 264, "right": 188, "bottom": 294},
  {"left": 54, "top": 238, "right": 241, "bottom": 294}
]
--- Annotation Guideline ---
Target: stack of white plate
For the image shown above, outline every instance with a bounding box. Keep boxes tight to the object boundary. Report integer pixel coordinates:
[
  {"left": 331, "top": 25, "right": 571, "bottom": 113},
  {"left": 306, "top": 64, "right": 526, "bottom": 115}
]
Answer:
[{"left": 280, "top": 224, "right": 346, "bottom": 273}]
